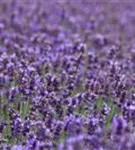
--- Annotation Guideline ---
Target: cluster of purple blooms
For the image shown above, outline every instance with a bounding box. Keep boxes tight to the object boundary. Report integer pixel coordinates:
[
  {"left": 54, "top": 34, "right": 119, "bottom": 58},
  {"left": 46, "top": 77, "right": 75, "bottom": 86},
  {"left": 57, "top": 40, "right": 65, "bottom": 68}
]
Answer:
[{"left": 1, "top": 0, "right": 135, "bottom": 150}]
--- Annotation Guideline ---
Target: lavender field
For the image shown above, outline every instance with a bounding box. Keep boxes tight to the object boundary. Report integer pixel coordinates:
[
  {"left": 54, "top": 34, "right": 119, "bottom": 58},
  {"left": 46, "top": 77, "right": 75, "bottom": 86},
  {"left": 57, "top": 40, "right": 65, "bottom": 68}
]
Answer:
[{"left": 1, "top": 0, "right": 135, "bottom": 150}]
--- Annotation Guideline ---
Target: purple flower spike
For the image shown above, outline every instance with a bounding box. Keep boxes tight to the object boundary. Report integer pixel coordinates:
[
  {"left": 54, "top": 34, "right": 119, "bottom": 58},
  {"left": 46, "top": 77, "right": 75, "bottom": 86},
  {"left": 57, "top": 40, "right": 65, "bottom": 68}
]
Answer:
[{"left": 112, "top": 115, "right": 127, "bottom": 135}]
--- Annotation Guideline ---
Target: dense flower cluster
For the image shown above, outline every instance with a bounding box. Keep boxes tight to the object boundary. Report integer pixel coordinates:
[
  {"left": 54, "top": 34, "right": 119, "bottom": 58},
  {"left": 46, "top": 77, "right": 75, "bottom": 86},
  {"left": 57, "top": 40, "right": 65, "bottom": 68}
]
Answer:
[{"left": 1, "top": 0, "right": 135, "bottom": 150}]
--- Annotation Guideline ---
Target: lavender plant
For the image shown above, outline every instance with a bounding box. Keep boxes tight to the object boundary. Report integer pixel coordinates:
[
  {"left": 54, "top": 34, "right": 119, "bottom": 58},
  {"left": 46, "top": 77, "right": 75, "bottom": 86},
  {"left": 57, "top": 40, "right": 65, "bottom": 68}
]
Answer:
[{"left": 0, "top": 0, "right": 135, "bottom": 150}]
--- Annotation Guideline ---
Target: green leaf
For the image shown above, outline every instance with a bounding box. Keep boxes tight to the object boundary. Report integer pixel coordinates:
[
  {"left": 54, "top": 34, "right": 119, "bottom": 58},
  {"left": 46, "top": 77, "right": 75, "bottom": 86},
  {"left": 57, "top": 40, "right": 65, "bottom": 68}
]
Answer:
[
  {"left": 0, "top": 103, "right": 3, "bottom": 118},
  {"left": 95, "top": 97, "right": 119, "bottom": 130},
  {"left": 2, "top": 120, "right": 12, "bottom": 143},
  {"left": 105, "top": 102, "right": 117, "bottom": 130},
  {"left": 73, "top": 102, "right": 87, "bottom": 118},
  {"left": 55, "top": 131, "right": 67, "bottom": 145},
  {"left": 95, "top": 98, "right": 104, "bottom": 111},
  {"left": 20, "top": 100, "right": 30, "bottom": 120}
]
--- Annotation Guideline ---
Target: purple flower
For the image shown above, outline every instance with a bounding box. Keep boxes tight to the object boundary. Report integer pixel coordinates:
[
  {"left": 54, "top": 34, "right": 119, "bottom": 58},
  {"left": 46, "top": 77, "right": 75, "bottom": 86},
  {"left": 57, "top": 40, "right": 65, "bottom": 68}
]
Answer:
[{"left": 112, "top": 115, "right": 127, "bottom": 135}]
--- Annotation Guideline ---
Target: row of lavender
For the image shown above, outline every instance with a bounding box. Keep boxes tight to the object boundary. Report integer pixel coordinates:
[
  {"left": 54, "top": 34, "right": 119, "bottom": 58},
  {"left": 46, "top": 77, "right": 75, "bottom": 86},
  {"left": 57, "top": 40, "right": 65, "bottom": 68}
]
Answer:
[{"left": 0, "top": 0, "right": 135, "bottom": 150}]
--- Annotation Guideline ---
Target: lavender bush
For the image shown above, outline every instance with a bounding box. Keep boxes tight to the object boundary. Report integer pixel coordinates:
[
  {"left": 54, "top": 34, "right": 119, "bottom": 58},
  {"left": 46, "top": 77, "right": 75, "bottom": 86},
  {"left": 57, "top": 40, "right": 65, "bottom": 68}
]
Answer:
[{"left": 0, "top": 0, "right": 135, "bottom": 149}]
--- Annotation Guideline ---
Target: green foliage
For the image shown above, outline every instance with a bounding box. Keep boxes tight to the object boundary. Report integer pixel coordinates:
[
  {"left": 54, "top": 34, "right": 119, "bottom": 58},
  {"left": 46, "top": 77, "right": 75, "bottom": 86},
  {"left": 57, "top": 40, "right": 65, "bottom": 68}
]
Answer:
[
  {"left": 55, "top": 131, "right": 67, "bottom": 145},
  {"left": 73, "top": 102, "right": 87, "bottom": 118},
  {"left": 2, "top": 122, "right": 12, "bottom": 142},
  {"left": 96, "top": 98, "right": 104, "bottom": 111},
  {"left": 20, "top": 100, "right": 30, "bottom": 120},
  {"left": 95, "top": 97, "right": 119, "bottom": 130},
  {"left": 105, "top": 100, "right": 118, "bottom": 130}
]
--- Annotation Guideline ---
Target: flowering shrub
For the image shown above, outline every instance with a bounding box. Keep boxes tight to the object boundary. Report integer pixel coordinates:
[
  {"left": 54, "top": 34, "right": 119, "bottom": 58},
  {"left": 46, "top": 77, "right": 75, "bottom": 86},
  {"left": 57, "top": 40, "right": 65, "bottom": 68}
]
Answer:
[{"left": 0, "top": 0, "right": 135, "bottom": 150}]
